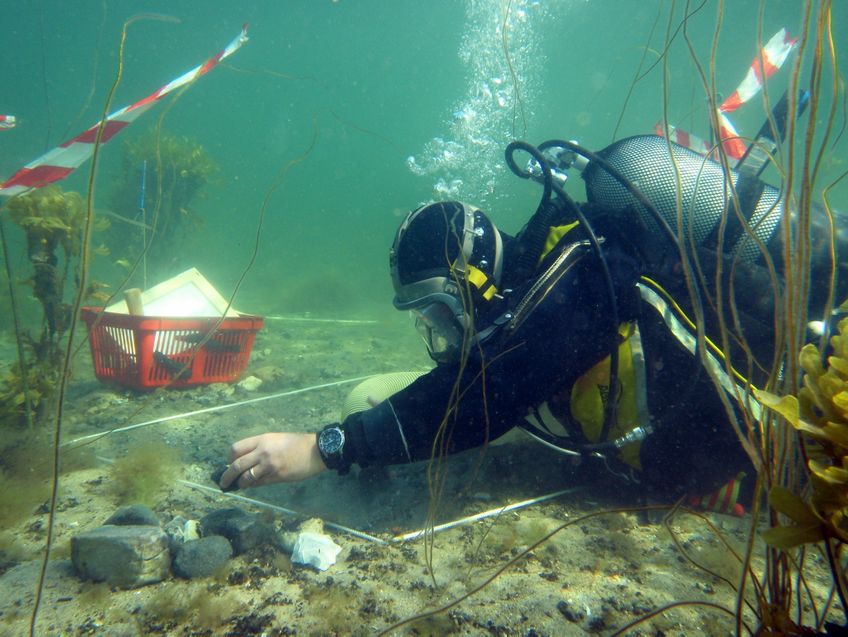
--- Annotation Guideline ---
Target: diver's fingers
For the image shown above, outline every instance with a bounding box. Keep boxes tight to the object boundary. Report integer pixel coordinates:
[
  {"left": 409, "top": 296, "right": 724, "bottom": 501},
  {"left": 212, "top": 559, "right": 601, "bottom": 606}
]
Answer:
[
  {"left": 219, "top": 450, "right": 261, "bottom": 488},
  {"left": 217, "top": 463, "right": 241, "bottom": 489},
  {"left": 228, "top": 435, "right": 263, "bottom": 462},
  {"left": 217, "top": 465, "right": 239, "bottom": 490},
  {"left": 239, "top": 464, "right": 264, "bottom": 489}
]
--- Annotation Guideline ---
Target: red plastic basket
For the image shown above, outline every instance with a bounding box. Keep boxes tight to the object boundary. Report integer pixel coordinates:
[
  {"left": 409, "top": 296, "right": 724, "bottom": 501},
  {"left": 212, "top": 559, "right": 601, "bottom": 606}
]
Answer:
[{"left": 81, "top": 307, "right": 264, "bottom": 390}]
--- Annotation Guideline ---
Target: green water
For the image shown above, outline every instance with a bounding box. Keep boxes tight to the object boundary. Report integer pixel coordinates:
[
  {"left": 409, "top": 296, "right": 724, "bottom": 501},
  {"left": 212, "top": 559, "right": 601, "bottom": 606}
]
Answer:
[
  {"left": 2, "top": 3, "right": 848, "bottom": 634},
  {"left": 3, "top": 0, "right": 844, "bottom": 325}
]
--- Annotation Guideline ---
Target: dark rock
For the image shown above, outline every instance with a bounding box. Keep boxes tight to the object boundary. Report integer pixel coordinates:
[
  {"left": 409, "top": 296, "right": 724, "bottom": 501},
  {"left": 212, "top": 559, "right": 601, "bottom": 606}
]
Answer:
[
  {"left": 71, "top": 525, "right": 170, "bottom": 588},
  {"left": 172, "top": 536, "right": 233, "bottom": 579},
  {"left": 58, "top": 497, "right": 81, "bottom": 511},
  {"left": 228, "top": 568, "right": 246, "bottom": 585},
  {"left": 557, "top": 600, "right": 584, "bottom": 623},
  {"left": 585, "top": 615, "right": 606, "bottom": 632},
  {"left": 104, "top": 504, "right": 159, "bottom": 527},
  {"left": 199, "top": 508, "right": 275, "bottom": 555}
]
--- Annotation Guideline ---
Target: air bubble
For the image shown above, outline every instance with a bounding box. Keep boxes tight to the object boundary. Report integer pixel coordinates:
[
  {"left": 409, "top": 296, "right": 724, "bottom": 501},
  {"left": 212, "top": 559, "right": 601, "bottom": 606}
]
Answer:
[{"left": 407, "top": 0, "right": 551, "bottom": 205}]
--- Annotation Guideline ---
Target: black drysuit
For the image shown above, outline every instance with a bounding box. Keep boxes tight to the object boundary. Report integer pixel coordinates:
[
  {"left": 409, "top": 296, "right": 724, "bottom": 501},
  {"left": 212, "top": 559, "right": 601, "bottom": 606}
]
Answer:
[{"left": 339, "top": 214, "right": 753, "bottom": 501}]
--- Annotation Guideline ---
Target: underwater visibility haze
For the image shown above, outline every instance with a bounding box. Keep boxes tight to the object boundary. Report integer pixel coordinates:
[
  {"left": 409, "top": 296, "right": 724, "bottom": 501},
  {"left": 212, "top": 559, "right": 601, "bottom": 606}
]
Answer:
[{"left": 0, "top": 0, "right": 847, "bottom": 635}]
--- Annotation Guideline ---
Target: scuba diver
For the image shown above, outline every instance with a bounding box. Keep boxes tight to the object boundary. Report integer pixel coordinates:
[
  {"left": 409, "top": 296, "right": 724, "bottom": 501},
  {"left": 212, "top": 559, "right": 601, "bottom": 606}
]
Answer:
[{"left": 219, "top": 122, "right": 847, "bottom": 514}]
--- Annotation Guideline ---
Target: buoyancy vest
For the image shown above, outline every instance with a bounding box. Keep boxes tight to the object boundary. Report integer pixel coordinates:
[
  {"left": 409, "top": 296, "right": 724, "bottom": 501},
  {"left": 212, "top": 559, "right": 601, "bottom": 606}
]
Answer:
[
  {"left": 519, "top": 223, "right": 650, "bottom": 469},
  {"left": 523, "top": 321, "right": 649, "bottom": 469},
  {"left": 522, "top": 275, "right": 765, "bottom": 470},
  {"left": 519, "top": 223, "right": 761, "bottom": 471}
]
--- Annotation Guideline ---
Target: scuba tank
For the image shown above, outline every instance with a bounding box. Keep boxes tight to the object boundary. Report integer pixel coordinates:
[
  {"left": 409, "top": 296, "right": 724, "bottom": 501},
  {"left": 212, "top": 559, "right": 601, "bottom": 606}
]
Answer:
[
  {"left": 506, "top": 90, "right": 842, "bottom": 295},
  {"left": 578, "top": 133, "right": 848, "bottom": 324},
  {"left": 582, "top": 134, "right": 783, "bottom": 265},
  {"left": 500, "top": 90, "right": 847, "bottom": 464},
  {"left": 580, "top": 90, "right": 815, "bottom": 272},
  {"left": 503, "top": 119, "right": 847, "bottom": 457}
]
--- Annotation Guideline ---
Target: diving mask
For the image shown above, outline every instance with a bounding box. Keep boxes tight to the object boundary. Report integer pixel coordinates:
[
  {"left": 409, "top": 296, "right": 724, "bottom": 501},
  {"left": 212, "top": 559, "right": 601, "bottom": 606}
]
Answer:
[{"left": 412, "top": 300, "right": 468, "bottom": 364}]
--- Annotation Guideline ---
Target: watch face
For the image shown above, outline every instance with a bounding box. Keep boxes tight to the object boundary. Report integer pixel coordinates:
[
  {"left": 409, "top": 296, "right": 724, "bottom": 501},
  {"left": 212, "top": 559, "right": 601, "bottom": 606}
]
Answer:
[{"left": 319, "top": 427, "right": 344, "bottom": 455}]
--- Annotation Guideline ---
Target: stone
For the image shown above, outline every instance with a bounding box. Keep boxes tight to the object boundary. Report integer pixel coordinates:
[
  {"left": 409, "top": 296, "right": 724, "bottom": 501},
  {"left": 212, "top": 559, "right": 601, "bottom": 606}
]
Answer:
[
  {"left": 237, "top": 375, "right": 263, "bottom": 392},
  {"left": 252, "top": 365, "right": 284, "bottom": 387},
  {"left": 172, "top": 535, "right": 233, "bottom": 579},
  {"left": 199, "top": 508, "right": 275, "bottom": 555},
  {"left": 0, "top": 559, "right": 75, "bottom": 610},
  {"left": 104, "top": 504, "right": 159, "bottom": 527},
  {"left": 71, "top": 525, "right": 170, "bottom": 588},
  {"left": 163, "top": 515, "right": 201, "bottom": 553},
  {"left": 298, "top": 518, "right": 325, "bottom": 535}
]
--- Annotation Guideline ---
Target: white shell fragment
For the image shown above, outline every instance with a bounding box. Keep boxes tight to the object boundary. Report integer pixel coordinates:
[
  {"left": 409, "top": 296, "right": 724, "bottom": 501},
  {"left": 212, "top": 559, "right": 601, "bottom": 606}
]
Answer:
[{"left": 290, "top": 531, "right": 342, "bottom": 571}]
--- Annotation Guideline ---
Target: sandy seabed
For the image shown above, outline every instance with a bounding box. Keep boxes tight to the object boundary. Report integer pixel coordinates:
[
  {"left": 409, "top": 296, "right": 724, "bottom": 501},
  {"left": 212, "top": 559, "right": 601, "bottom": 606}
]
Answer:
[{"left": 0, "top": 315, "right": 842, "bottom": 636}]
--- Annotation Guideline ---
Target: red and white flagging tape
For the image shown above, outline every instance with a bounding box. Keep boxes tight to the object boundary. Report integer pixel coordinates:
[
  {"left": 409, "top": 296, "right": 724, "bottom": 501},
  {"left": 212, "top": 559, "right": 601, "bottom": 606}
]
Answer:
[
  {"left": 0, "top": 24, "right": 249, "bottom": 198},
  {"left": 658, "top": 28, "right": 797, "bottom": 160}
]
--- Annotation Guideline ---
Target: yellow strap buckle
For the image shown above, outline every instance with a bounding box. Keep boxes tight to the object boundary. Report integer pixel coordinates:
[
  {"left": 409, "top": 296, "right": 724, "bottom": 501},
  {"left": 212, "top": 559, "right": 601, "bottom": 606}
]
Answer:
[{"left": 465, "top": 264, "right": 498, "bottom": 301}]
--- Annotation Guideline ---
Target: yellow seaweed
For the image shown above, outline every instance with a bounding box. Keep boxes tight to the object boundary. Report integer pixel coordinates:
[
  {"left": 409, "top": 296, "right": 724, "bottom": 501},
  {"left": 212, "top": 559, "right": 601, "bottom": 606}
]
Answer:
[{"left": 758, "top": 317, "right": 848, "bottom": 547}]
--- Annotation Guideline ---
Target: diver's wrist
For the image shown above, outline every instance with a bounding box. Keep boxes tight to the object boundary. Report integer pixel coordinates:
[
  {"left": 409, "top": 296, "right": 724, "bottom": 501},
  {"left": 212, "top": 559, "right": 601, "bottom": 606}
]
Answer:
[{"left": 316, "top": 424, "right": 351, "bottom": 475}]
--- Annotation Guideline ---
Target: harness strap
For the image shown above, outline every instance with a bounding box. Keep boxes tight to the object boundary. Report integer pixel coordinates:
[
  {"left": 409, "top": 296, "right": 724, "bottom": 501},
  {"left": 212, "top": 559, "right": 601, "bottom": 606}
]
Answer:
[
  {"left": 636, "top": 279, "right": 762, "bottom": 421},
  {"left": 525, "top": 402, "right": 570, "bottom": 438},
  {"left": 630, "top": 323, "right": 651, "bottom": 432}
]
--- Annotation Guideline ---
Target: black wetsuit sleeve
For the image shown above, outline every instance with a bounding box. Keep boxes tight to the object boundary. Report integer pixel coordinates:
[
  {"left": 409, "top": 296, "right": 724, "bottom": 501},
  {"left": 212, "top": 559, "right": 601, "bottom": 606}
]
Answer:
[{"left": 341, "top": 245, "right": 642, "bottom": 468}]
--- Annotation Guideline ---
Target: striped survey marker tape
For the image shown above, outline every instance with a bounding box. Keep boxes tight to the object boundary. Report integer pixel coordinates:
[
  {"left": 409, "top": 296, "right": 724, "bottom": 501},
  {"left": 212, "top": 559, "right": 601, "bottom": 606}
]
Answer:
[
  {"left": 715, "top": 27, "right": 798, "bottom": 160},
  {"left": 655, "top": 28, "right": 797, "bottom": 160},
  {"left": 0, "top": 24, "right": 249, "bottom": 198}
]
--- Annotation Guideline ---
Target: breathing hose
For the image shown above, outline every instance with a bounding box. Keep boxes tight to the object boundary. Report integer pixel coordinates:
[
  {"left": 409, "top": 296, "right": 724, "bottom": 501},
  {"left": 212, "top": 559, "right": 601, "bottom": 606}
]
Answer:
[
  {"left": 505, "top": 139, "right": 622, "bottom": 446},
  {"left": 503, "top": 140, "right": 557, "bottom": 287}
]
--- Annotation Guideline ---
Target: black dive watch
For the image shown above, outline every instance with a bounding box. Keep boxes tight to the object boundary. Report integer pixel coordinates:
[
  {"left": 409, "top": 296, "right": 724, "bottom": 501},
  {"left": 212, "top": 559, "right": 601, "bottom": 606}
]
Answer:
[{"left": 317, "top": 425, "right": 351, "bottom": 475}]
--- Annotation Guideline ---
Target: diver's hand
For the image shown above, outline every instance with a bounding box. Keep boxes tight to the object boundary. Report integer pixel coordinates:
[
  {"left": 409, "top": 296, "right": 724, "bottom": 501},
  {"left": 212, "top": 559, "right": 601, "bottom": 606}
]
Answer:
[{"left": 218, "top": 432, "right": 327, "bottom": 489}]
